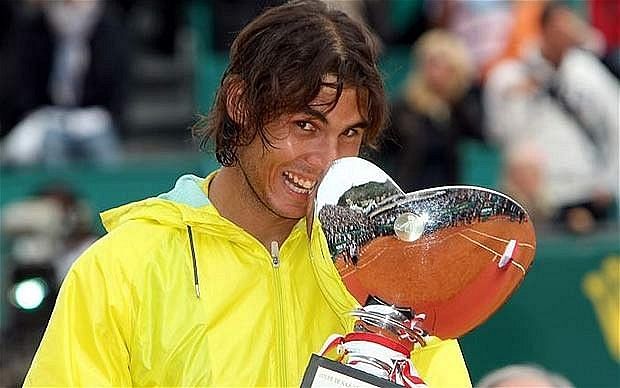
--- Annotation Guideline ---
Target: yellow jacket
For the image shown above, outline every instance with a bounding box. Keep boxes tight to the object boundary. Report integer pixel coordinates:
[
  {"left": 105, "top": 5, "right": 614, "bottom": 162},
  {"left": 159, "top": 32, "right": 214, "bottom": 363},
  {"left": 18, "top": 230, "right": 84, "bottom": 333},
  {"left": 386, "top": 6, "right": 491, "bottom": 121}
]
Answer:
[{"left": 25, "top": 173, "right": 471, "bottom": 387}]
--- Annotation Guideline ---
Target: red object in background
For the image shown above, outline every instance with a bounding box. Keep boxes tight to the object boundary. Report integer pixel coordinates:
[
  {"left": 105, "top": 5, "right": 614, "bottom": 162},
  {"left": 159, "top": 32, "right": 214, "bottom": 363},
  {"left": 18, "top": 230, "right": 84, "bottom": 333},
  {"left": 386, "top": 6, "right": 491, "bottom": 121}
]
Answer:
[{"left": 590, "top": 0, "right": 620, "bottom": 50}]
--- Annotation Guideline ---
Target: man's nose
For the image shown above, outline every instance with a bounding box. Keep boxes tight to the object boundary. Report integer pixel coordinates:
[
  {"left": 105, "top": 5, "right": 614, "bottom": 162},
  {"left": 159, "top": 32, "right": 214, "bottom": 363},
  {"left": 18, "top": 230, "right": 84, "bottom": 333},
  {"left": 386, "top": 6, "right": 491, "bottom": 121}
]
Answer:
[{"left": 306, "top": 137, "right": 340, "bottom": 172}]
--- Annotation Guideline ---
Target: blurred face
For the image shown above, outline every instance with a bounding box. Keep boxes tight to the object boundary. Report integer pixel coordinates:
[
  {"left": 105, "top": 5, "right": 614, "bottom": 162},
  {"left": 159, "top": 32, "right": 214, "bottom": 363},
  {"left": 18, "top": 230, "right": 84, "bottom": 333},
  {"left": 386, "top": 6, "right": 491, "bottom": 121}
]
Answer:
[
  {"left": 493, "top": 376, "right": 555, "bottom": 387},
  {"left": 423, "top": 52, "right": 458, "bottom": 100},
  {"left": 236, "top": 86, "right": 368, "bottom": 220},
  {"left": 543, "top": 7, "right": 584, "bottom": 56}
]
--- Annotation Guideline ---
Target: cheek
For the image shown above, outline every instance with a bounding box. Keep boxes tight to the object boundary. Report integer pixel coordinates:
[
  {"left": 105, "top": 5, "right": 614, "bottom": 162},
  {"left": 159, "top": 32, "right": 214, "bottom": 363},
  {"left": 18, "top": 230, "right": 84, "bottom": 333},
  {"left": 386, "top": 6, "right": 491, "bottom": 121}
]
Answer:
[
  {"left": 276, "top": 132, "right": 324, "bottom": 159},
  {"left": 338, "top": 140, "right": 363, "bottom": 158},
  {"left": 271, "top": 137, "right": 303, "bottom": 162},
  {"left": 261, "top": 140, "right": 301, "bottom": 183}
]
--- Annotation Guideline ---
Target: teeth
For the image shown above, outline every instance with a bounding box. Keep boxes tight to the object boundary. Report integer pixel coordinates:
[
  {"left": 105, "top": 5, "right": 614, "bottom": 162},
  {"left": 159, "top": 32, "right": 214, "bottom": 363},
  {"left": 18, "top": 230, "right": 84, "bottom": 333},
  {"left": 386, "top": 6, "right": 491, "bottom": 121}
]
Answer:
[
  {"left": 284, "top": 171, "right": 316, "bottom": 192},
  {"left": 285, "top": 179, "right": 310, "bottom": 194}
]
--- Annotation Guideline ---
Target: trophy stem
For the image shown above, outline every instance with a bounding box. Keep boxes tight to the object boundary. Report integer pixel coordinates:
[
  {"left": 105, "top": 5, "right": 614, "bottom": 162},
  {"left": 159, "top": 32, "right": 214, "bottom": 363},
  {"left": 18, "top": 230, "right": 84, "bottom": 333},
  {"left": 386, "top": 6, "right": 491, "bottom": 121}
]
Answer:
[
  {"left": 334, "top": 332, "right": 427, "bottom": 387},
  {"left": 319, "top": 305, "right": 429, "bottom": 387}
]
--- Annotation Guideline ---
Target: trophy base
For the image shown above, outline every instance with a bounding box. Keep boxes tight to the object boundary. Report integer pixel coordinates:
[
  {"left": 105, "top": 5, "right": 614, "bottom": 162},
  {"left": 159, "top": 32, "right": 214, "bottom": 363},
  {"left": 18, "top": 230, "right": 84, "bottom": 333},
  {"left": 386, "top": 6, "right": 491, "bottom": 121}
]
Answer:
[{"left": 301, "top": 354, "right": 402, "bottom": 388}]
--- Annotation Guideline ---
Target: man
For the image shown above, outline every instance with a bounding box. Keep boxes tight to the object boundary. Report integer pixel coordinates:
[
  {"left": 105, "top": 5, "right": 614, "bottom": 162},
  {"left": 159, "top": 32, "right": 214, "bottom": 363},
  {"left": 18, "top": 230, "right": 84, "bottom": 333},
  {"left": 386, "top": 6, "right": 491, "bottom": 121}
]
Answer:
[
  {"left": 485, "top": 1, "right": 619, "bottom": 232},
  {"left": 25, "top": 1, "right": 471, "bottom": 386}
]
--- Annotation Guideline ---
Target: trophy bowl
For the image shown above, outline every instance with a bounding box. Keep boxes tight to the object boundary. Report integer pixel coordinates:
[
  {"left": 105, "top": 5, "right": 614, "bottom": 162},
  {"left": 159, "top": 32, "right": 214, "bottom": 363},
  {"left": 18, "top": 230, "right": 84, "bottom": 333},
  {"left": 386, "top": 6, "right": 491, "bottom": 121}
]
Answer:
[{"left": 304, "top": 157, "right": 536, "bottom": 386}]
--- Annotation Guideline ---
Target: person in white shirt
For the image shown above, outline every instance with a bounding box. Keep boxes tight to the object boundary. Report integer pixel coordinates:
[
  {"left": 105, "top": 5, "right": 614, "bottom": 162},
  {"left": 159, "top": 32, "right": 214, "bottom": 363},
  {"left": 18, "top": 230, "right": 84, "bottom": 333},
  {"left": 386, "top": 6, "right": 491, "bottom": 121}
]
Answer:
[{"left": 484, "top": 1, "right": 619, "bottom": 232}]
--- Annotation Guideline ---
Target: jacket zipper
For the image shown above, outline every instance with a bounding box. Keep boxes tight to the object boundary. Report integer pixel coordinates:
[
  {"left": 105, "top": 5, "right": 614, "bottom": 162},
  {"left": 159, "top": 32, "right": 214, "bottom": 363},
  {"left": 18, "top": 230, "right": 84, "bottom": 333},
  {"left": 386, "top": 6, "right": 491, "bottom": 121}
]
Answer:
[{"left": 270, "top": 241, "right": 288, "bottom": 386}]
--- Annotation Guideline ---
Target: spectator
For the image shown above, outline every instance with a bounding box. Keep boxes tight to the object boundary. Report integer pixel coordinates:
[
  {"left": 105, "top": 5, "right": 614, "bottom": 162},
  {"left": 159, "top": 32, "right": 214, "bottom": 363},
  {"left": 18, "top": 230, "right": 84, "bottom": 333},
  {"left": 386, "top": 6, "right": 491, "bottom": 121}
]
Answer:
[
  {"left": 484, "top": 1, "right": 619, "bottom": 233},
  {"left": 477, "top": 364, "right": 574, "bottom": 388},
  {"left": 0, "top": 0, "right": 128, "bottom": 167},
  {"left": 486, "top": 0, "right": 606, "bottom": 82},
  {"left": 378, "top": 29, "right": 484, "bottom": 192}
]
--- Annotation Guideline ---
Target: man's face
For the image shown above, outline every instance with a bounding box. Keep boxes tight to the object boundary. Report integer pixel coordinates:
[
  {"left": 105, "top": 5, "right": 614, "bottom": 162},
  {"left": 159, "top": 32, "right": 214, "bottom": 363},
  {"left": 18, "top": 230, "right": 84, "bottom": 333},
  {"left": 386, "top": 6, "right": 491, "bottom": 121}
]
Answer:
[
  {"left": 544, "top": 7, "right": 584, "bottom": 55},
  {"left": 236, "top": 86, "right": 368, "bottom": 220},
  {"left": 423, "top": 51, "right": 458, "bottom": 101}
]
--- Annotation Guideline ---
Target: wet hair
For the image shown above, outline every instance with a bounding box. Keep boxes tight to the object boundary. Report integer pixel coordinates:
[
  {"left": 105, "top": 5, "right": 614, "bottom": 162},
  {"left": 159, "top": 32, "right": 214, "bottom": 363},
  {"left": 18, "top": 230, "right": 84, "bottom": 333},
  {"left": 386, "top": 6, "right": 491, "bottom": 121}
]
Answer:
[{"left": 193, "top": 0, "right": 387, "bottom": 166}]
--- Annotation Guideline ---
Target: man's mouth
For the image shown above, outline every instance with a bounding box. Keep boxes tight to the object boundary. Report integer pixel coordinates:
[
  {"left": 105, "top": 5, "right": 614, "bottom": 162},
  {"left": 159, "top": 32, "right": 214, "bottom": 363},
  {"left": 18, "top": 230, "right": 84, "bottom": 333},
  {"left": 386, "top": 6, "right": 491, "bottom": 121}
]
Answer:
[{"left": 283, "top": 171, "right": 316, "bottom": 195}]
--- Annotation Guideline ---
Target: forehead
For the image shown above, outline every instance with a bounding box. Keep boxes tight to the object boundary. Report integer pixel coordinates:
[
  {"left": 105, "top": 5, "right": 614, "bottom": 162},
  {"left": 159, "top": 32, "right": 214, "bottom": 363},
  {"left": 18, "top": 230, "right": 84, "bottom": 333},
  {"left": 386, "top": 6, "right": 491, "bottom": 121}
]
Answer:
[
  {"left": 310, "top": 87, "right": 367, "bottom": 125},
  {"left": 308, "top": 83, "right": 368, "bottom": 117}
]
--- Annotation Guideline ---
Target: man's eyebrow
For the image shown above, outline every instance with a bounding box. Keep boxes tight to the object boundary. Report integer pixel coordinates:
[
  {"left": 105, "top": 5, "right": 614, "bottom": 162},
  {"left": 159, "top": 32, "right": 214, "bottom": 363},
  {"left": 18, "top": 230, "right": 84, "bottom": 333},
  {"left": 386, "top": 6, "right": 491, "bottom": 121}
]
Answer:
[
  {"left": 301, "top": 107, "right": 369, "bottom": 129},
  {"left": 302, "top": 107, "right": 329, "bottom": 124}
]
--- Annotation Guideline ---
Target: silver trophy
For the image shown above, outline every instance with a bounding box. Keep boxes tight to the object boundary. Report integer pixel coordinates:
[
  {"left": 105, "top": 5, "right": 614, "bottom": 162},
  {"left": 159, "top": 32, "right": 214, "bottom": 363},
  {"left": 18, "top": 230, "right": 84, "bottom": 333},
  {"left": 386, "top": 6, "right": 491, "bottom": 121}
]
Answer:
[{"left": 302, "top": 157, "right": 536, "bottom": 387}]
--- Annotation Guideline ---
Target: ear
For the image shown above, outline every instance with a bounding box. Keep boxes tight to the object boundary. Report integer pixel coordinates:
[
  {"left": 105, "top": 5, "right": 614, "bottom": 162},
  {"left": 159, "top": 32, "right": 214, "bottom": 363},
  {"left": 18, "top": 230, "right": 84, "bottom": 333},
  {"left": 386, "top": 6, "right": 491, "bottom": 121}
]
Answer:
[{"left": 224, "top": 77, "right": 246, "bottom": 126}]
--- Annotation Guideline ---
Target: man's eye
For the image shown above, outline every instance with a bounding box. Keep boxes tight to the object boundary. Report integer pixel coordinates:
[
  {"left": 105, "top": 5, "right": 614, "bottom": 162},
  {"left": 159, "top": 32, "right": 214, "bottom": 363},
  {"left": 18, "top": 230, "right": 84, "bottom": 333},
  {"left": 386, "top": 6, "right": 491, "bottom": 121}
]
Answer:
[
  {"left": 296, "top": 121, "right": 315, "bottom": 131},
  {"left": 342, "top": 128, "right": 360, "bottom": 138}
]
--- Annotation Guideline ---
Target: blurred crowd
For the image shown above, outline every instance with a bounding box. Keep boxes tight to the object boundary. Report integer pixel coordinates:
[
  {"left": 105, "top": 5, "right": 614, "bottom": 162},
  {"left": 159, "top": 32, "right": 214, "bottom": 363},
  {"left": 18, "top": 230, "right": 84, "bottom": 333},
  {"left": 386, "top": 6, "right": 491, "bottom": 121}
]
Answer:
[
  {"left": 371, "top": 0, "right": 619, "bottom": 235},
  {"left": 1, "top": 182, "right": 97, "bottom": 386},
  {"left": 1, "top": 0, "right": 614, "bottom": 234},
  {"left": 0, "top": 1, "right": 618, "bottom": 386}
]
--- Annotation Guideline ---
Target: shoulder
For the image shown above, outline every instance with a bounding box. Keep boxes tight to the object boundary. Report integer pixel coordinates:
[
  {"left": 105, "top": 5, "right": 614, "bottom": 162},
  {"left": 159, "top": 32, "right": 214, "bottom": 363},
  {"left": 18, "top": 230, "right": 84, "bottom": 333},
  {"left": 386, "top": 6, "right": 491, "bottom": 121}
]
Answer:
[
  {"left": 560, "top": 49, "right": 619, "bottom": 101},
  {"left": 102, "top": 219, "right": 183, "bottom": 255},
  {"left": 412, "top": 337, "right": 472, "bottom": 387},
  {"left": 70, "top": 219, "right": 186, "bottom": 280},
  {"left": 563, "top": 48, "right": 602, "bottom": 67}
]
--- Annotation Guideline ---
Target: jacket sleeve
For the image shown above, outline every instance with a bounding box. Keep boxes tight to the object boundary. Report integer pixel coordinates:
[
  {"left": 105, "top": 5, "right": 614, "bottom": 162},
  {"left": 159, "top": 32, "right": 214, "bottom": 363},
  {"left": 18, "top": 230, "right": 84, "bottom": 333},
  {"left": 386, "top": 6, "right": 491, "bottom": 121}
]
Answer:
[
  {"left": 24, "top": 240, "right": 133, "bottom": 386},
  {"left": 412, "top": 337, "right": 472, "bottom": 387}
]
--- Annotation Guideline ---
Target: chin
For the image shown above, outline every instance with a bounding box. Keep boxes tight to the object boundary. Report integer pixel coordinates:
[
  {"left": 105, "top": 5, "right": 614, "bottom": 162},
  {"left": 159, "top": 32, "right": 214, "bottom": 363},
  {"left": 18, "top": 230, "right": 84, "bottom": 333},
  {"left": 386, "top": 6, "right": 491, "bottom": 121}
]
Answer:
[
  {"left": 277, "top": 207, "right": 307, "bottom": 220},
  {"left": 270, "top": 200, "right": 308, "bottom": 220},
  {"left": 268, "top": 189, "right": 310, "bottom": 220}
]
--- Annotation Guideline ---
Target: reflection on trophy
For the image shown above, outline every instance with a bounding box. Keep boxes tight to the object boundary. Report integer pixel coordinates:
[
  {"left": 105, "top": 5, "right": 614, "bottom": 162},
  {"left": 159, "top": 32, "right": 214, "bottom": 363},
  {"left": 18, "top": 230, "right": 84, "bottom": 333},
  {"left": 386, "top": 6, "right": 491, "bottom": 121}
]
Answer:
[{"left": 303, "top": 157, "right": 536, "bottom": 387}]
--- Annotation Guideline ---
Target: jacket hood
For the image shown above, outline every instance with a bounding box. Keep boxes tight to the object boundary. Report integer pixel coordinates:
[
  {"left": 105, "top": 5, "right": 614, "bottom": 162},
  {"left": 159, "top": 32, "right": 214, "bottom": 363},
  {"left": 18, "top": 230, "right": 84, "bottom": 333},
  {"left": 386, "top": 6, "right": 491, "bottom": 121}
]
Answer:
[
  {"left": 101, "top": 173, "right": 260, "bottom": 245},
  {"left": 101, "top": 172, "right": 310, "bottom": 247}
]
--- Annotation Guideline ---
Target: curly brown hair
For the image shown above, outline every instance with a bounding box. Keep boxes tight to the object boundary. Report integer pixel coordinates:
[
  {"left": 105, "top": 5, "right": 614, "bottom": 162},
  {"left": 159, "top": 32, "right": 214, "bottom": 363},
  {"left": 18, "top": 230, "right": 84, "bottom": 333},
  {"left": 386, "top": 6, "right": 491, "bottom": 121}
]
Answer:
[{"left": 193, "top": 0, "right": 387, "bottom": 166}]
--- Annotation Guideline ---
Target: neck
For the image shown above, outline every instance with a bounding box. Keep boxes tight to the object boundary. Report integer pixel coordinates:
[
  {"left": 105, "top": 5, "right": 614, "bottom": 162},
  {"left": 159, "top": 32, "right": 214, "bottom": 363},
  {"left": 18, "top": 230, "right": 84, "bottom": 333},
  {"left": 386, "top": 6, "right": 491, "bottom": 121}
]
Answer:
[{"left": 208, "top": 167, "right": 298, "bottom": 248}]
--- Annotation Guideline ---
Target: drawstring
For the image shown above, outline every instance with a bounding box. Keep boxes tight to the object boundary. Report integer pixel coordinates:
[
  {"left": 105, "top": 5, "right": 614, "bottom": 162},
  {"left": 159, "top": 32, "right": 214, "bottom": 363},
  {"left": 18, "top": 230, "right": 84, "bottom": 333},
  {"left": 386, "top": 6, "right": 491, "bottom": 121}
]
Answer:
[{"left": 186, "top": 225, "right": 200, "bottom": 298}]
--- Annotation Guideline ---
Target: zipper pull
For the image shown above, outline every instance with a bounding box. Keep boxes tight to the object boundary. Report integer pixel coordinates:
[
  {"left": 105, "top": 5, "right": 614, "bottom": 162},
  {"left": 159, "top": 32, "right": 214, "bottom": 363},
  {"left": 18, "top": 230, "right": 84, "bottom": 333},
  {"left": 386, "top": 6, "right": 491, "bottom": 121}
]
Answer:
[{"left": 270, "top": 241, "right": 280, "bottom": 268}]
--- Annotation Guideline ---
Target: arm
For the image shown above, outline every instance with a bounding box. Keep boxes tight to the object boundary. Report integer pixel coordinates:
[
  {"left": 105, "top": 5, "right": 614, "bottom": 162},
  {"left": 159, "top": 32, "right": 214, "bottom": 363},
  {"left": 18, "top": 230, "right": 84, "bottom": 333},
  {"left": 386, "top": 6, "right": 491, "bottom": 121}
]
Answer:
[{"left": 24, "top": 240, "right": 133, "bottom": 386}]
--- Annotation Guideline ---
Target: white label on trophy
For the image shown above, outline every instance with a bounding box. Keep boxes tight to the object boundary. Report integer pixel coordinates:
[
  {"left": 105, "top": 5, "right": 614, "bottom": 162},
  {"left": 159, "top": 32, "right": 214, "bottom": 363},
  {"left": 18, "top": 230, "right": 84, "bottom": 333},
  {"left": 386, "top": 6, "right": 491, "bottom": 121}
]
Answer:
[
  {"left": 310, "top": 366, "right": 380, "bottom": 388},
  {"left": 498, "top": 239, "right": 517, "bottom": 268}
]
